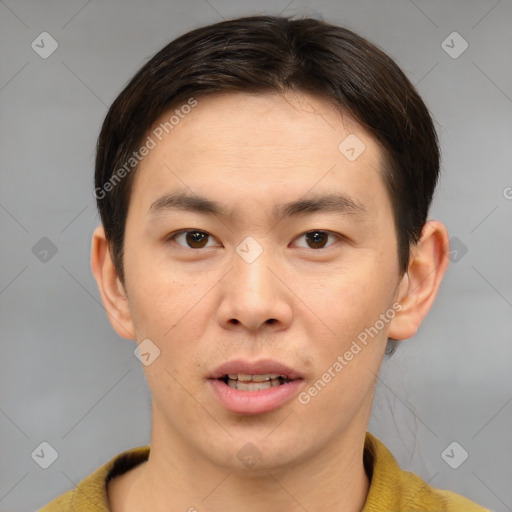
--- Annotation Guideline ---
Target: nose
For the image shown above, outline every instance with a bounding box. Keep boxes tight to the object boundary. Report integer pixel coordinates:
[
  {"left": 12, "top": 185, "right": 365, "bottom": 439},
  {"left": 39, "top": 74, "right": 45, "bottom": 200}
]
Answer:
[{"left": 217, "top": 246, "right": 293, "bottom": 333}]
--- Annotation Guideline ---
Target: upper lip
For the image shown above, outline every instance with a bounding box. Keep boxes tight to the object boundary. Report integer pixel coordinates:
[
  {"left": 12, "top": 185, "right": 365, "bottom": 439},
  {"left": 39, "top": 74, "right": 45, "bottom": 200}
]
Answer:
[{"left": 209, "top": 359, "right": 303, "bottom": 380}]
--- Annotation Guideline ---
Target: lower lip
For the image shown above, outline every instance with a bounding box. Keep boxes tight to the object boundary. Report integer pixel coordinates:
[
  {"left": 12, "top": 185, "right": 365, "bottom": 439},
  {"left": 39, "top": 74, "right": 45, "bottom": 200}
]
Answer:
[{"left": 209, "top": 378, "right": 303, "bottom": 415}]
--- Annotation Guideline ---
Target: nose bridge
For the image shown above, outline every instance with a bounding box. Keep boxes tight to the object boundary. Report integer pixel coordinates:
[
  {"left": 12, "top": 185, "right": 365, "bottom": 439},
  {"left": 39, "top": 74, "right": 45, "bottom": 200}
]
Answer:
[
  {"left": 218, "top": 235, "right": 292, "bottom": 331},
  {"left": 233, "top": 236, "right": 277, "bottom": 301}
]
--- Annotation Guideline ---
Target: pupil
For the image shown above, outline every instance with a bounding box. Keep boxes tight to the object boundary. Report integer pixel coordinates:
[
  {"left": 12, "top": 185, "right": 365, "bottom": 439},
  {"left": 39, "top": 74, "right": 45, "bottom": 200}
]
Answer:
[
  {"left": 186, "top": 231, "right": 207, "bottom": 248},
  {"left": 306, "top": 231, "right": 327, "bottom": 249}
]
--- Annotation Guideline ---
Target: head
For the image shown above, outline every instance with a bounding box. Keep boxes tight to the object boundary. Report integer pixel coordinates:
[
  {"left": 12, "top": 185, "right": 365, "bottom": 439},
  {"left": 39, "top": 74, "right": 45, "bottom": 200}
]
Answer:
[{"left": 91, "top": 15, "right": 448, "bottom": 473}]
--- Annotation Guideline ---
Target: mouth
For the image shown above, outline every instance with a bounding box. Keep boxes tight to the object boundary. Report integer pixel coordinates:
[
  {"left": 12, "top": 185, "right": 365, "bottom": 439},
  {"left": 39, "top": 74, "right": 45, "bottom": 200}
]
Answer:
[
  {"left": 220, "top": 373, "right": 293, "bottom": 391},
  {"left": 208, "top": 359, "right": 304, "bottom": 414}
]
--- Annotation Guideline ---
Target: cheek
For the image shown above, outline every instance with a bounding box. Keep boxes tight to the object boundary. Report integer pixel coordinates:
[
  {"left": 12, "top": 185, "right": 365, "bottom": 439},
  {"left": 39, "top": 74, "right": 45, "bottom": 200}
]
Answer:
[
  {"left": 124, "top": 240, "right": 192, "bottom": 326},
  {"left": 310, "top": 257, "right": 397, "bottom": 331},
  {"left": 130, "top": 282, "right": 203, "bottom": 344},
  {"left": 297, "top": 271, "right": 392, "bottom": 419},
  {"left": 125, "top": 257, "right": 216, "bottom": 373},
  {"left": 297, "top": 259, "right": 397, "bottom": 406}
]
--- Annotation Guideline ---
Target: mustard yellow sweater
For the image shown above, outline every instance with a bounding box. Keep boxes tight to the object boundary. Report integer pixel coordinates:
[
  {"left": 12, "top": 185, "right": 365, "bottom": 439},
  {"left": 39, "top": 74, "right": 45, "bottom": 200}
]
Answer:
[{"left": 39, "top": 432, "right": 491, "bottom": 511}]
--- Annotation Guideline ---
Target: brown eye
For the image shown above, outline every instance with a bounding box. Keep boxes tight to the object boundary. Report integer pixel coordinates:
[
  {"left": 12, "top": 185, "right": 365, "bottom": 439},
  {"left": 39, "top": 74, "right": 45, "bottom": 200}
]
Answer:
[
  {"left": 305, "top": 231, "right": 329, "bottom": 249},
  {"left": 170, "top": 230, "right": 216, "bottom": 249},
  {"left": 294, "top": 230, "right": 340, "bottom": 249},
  {"left": 185, "top": 231, "right": 209, "bottom": 248}
]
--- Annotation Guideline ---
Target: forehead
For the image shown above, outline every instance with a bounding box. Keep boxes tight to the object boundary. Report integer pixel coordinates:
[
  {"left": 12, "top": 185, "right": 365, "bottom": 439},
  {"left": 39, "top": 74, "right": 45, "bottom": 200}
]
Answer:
[
  {"left": 131, "top": 91, "right": 389, "bottom": 217},
  {"left": 147, "top": 91, "right": 379, "bottom": 161}
]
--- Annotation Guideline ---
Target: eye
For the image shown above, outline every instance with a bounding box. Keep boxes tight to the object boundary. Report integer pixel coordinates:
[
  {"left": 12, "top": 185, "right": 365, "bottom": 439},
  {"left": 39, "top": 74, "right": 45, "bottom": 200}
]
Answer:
[
  {"left": 168, "top": 230, "right": 219, "bottom": 249},
  {"left": 293, "top": 230, "right": 341, "bottom": 249},
  {"left": 167, "top": 229, "right": 341, "bottom": 250}
]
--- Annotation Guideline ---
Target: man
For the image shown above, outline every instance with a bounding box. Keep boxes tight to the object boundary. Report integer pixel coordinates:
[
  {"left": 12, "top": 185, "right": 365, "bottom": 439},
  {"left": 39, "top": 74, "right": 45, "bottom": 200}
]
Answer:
[{"left": 40, "top": 14, "right": 491, "bottom": 512}]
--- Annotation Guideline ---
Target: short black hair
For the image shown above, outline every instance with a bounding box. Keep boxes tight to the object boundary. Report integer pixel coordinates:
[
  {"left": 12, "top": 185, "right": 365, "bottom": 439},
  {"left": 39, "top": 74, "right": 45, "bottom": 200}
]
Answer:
[{"left": 95, "top": 14, "right": 440, "bottom": 290}]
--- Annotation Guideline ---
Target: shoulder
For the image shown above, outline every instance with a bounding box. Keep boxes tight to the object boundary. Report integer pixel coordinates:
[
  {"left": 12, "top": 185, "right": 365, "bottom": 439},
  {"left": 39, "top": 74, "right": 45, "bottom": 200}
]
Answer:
[
  {"left": 37, "top": 445, "right": 150, "bottom": 512},
  {"left": 363, "top": 432, "right": 492, "bottom": 512},
  {"left": 394, "top": 468, "right": 492, "bottom": 511}
]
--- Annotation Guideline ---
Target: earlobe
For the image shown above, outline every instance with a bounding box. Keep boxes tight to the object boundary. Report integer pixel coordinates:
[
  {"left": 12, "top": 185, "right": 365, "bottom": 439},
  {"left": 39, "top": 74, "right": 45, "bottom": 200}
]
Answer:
[
  {"left": 388, "top": 220, "right": 450, "bottom": 341},
  {"left": 90, "top": 225, "right": 136, "bottom": 340}
]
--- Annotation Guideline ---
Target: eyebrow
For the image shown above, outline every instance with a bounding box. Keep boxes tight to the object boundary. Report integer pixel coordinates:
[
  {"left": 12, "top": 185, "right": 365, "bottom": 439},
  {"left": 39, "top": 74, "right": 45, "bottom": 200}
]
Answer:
[{"left": 148, "top": 190, "right": 367, "bottom": 220}]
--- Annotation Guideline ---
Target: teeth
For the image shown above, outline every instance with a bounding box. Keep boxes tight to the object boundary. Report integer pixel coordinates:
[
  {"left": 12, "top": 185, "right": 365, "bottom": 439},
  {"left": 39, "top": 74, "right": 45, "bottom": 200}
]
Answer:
[
  {"left": 237, "top": 380, "right": 271, "bottom": 391},
  {"left": 251, "top": 374, "right": 271, "bottom": 382},
  {"left": 226, "top": 373, "right": 287, "bottom": 382},
  {"left": 227, "top": 378, "right": 284, "bottom": 391},
  {"left": 240, "top": 373, "right": 261, "bottom": 382}
]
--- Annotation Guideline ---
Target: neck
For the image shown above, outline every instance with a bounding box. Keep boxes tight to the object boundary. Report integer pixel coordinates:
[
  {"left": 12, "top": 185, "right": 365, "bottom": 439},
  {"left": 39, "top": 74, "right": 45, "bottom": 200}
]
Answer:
[{"left": 111, "top": 413, "right": 371, "bottom": 512}]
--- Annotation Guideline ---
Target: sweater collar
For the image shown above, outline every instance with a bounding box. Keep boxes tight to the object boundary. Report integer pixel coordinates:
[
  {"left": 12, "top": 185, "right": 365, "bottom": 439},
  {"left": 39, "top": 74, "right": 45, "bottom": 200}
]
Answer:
[{"left": 69, "top": 432, "right": 435, "bottom": 511}]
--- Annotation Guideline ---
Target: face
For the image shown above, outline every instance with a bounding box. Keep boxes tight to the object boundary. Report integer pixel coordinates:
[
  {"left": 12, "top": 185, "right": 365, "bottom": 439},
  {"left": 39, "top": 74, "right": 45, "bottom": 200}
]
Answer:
[{"left": 120, "top": 91, "right": 404, "bottom": 472}]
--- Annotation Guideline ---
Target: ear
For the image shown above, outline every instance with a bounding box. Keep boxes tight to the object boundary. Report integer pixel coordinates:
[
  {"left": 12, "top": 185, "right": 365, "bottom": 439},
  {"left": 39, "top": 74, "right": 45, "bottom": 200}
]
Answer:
[
  {"left": 388, "top": 220, "right": 450, "bottom": 340},
  {"left": 90, "top": 225, "right": 136, "bottom": 340}
]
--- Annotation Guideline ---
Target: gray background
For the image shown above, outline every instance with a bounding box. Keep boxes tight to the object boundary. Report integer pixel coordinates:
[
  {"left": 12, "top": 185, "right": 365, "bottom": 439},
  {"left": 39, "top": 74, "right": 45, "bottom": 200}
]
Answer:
[{"left": 0, "top": 0, "right": 511, "bottom": 511}]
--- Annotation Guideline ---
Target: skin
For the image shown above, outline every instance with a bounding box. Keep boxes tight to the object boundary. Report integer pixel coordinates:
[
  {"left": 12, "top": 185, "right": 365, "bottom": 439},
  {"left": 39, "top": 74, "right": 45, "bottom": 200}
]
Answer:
[{"left": 91, "top": 91, "right": 449, "bottom": 512}]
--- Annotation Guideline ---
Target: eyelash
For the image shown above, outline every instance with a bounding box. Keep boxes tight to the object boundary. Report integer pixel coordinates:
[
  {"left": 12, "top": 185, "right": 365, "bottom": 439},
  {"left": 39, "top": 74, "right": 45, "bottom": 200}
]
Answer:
[{"left": 166, "top": 229, "right": 343, "bottom": 250}]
